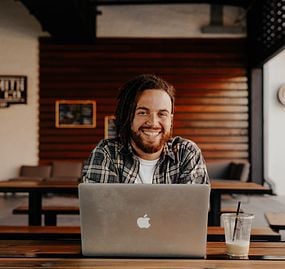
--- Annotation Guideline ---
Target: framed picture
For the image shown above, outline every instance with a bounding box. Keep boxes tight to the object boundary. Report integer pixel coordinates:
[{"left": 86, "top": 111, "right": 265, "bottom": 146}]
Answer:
[
  {"left": 104, "top": 115, "right": 116, "bottom": 139},
  {"left": 55, "top": 100, "right": 96, "bottom": 128}
]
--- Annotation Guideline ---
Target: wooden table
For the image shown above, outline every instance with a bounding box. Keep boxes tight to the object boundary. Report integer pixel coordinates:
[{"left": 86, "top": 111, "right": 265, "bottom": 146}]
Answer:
[
  {"left": 210, "top": 180, "right": 272, "bottom": 226},
  {"left": 0, "top": 181, "right": 78, "bottom": 226},
  {"left": 0, "top": 239, "right": 285, "bottom": 260},
  {"left": 265, "top": 212, "right": 285, "bottom": 231},
  {"left": 0, "top": 180, "right": 272, "bottom": 226}
]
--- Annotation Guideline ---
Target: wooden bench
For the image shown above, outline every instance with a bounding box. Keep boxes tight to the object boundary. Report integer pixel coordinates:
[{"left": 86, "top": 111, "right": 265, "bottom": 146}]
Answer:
[
  {"left": 0, "top": 225, "right": 279, "bottom": 241},
  {"left": 13, "top": 205, "right": 79, "bottom": 226},
  {"left": 0, "top": 226, "right": 81, "bottom": 240},
  {"left": 207, "top": 226, "right": 281, "bottom": 241},
  {"left": 265, "top": 212, "right": 285, "bottom": 231}
]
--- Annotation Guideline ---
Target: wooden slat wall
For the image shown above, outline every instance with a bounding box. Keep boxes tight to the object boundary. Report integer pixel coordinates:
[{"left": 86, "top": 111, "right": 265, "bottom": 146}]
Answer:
[{"left": 39, "top": 38, "right": 248, "bottom": 163}]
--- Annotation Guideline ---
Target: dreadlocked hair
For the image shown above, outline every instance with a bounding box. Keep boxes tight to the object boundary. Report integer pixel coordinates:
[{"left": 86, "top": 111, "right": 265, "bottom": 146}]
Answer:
[{"left": 114, "top": 74, "right": 175, "bottom": 147}]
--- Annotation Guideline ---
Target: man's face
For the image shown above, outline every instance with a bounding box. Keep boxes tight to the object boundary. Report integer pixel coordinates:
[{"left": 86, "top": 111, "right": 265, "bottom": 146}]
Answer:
[{"left": 130, "top": 89, "right": 173, "bottom": 158}]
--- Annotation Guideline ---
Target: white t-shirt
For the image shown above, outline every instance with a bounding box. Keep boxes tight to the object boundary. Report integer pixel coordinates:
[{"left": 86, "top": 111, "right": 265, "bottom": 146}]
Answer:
[{"left": 135, "top": 157, "right": 159, "bottom": 184}]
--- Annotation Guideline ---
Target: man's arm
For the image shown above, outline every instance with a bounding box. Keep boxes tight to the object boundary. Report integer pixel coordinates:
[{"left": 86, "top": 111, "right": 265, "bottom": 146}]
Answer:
[
  {"left": 178, "top": 144, "right": 210, "bottom": 184},
  {"left": 81, "top": 145, "right": 119, "bottom": 183}
]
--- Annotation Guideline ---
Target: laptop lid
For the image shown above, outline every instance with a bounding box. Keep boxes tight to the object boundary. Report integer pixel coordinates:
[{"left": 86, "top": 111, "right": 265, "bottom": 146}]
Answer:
[{"left": 79, "top": 183, "right": 210, "bottom": 258}]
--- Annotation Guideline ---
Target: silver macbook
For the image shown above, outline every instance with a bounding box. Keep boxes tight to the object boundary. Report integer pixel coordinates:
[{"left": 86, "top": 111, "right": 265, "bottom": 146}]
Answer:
[{"left": 79, "top": 183, "right": 210, "bottom": 258}]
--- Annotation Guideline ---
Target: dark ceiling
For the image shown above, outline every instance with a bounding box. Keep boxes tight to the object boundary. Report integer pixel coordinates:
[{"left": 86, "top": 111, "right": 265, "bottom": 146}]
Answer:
[
  {"left": 19, "top": 0, "right": 251, "bottom": 42},
  {"left": 19, "top": 0, "right": 285, "bottom": 67}
]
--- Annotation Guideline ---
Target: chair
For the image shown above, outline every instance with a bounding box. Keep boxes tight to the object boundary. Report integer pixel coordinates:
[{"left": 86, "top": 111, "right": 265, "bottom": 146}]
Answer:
[
  {"left": 206, "top": 160, "right": 250, "bottom": 182},
  {"left": 46, "top": 161, "right": 82, "bottom": 182},
  {"left": 9, "top": 165, "right": 52, "bottom": 181}
]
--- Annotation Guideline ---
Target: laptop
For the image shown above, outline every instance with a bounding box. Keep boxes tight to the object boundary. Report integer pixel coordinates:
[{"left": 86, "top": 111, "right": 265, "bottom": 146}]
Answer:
[{"left": 79, "top": 183, "right": 210, "bottom": 258}]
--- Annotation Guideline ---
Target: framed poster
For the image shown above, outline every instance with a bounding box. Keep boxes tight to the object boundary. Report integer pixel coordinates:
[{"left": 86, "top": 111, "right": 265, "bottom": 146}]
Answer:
[
  {"left": 55, "top": 100, "right": 96, "bottom": 128},
  {"left": 104, "top": 115, "right": 116, "bottom": 139}
]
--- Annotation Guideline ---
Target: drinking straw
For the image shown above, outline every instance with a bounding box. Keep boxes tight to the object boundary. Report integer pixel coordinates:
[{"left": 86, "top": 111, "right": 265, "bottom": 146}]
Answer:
[{"left": 232, "top": 201, "right": 241, "bottom": 241}]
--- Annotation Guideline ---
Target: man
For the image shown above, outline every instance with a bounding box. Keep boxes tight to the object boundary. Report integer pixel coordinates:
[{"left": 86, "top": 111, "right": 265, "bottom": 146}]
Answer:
[{"left": 82, "top": 74, "right": 209, "bottom": 184}]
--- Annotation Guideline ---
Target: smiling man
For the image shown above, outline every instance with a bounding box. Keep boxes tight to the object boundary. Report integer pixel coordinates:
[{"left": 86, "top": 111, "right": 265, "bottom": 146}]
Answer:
[{"left": 82, "top": 74, "right": 209, "bottom": 184}]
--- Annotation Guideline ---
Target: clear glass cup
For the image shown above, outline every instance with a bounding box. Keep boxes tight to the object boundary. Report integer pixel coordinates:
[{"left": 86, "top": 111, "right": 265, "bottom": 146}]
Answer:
[{"left": 222, "top": 213, "right": 254, "bottom": 259}]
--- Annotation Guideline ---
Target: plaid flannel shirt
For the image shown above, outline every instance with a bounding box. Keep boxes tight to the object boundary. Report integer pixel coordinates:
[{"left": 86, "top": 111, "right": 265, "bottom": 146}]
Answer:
[{"left": 81, "top": 136, "right": 209, "bottom": 184}]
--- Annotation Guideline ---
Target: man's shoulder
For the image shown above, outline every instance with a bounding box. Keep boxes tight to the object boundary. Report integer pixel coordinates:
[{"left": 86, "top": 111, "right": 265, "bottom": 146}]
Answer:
[
  {"left": 97, "top": 138, "right": 120, "bottom": 146},
  {"left": 96, "top": 138, "right": 133, "bottom": 155},
  {"left": 165, "top": 137, "right": 203, "bottom": 164},
  {"left": 96, "top": 138, "right": 123, "bottom": 152},
  {"left": 167, "top": 136, "right": 201, "bottom": 154},
  {"left": 169, "top": 136, "right": 198, "bottom": 148}
]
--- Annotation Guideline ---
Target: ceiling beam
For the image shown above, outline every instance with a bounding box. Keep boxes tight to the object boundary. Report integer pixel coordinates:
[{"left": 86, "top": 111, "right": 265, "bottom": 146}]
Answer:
[
  {"left": 93, "top": 0, "right": 250, "bottom": 8},
  {"left": 20, "top": 0, "right": 98, "bottom": 42}
]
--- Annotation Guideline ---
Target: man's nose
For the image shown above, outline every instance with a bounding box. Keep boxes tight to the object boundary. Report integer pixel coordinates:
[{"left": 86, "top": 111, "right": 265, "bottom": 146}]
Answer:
[{"left": 146, "top": 113, "right": 159, "bottom": 126}]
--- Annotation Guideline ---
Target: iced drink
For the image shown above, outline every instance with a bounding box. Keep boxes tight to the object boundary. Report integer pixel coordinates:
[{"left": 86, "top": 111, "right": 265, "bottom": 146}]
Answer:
[
  {"left": 222, "top": 213, "right": 254, "bottom": 259},
  {"left": 226, "top": 239, "right": 250, "bottom": 257}
]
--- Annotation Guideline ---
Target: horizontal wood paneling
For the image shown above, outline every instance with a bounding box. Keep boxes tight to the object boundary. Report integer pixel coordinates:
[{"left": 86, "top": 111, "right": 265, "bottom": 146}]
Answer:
[{"left": 39, "top": 38, "right": 248, "bottom": 163}]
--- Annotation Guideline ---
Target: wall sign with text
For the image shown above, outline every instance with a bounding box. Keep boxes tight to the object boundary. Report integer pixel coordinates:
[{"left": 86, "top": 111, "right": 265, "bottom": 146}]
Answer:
[{"left": 0, "top": 75, "right": 27, "bottom": 108}]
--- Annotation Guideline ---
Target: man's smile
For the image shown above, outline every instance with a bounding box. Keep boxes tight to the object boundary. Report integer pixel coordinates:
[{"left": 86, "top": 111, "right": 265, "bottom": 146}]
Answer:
[{"left": 140, "top": 128, "right": 162, "bottom": 138}]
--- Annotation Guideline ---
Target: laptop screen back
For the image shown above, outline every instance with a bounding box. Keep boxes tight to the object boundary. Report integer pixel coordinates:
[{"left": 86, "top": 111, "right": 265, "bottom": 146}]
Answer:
[{"left": 79, "top": 183, "right": 210, "bottom": 258}]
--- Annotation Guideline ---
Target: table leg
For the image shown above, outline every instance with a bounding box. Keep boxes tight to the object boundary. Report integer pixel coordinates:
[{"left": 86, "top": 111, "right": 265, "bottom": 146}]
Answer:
[
  {"left": 28, "top": 192, "right": 42, "bottom": 226},
  {"left": 209, "top": 192, "right": 221, "bottom": 226}
]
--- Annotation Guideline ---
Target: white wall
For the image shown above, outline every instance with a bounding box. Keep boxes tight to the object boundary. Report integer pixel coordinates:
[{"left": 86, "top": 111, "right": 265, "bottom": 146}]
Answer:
[
  {"left": 97, "top": 4, "right": 246, "bottom": 37},
  {"left": 0, "top": 0, "right": 45, "bottom": 180},
  {"left": 0, "top": 1, "right": 245, "bottom": 180},
  {"left": 264, "top": 50, "right": 285, "bottom": 195}
]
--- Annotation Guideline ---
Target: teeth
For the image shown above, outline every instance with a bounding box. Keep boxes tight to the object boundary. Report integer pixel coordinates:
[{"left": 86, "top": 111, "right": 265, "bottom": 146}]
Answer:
[{"left": 143, "top": 131, "right": 160, "bottom": 136}]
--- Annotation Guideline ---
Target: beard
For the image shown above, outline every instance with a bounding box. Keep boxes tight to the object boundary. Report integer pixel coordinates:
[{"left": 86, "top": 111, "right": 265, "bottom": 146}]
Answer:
[{"left": 130, "top": 127, "right": 171, "bottom": 154}]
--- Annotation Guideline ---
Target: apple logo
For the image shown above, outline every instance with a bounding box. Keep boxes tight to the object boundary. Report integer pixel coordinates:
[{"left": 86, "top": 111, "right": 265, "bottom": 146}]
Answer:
[{"left": 137, "top": 214, "right": 151, "bottom": 229}]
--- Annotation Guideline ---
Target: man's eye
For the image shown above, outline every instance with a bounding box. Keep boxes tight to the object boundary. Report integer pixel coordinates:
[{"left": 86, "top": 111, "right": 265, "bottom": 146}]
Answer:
[
  {"left": 159, "top": 112, "right": 168, "bottom": 117},
  {"left": 137, "top": 111, "right": 147, "bottom": 116}
]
